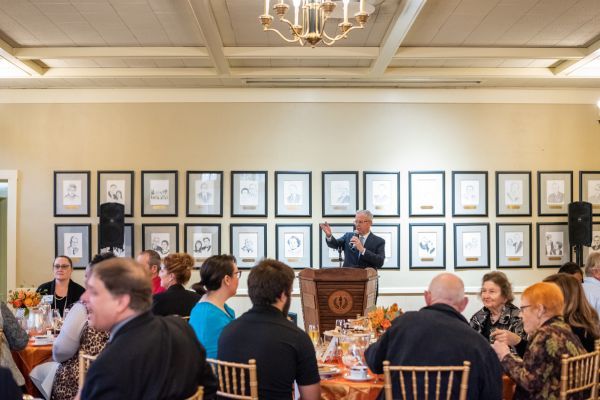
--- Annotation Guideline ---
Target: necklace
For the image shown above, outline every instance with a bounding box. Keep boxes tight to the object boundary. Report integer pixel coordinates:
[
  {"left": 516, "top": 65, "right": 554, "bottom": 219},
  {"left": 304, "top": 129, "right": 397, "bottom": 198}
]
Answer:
[{"left": 52, "top": 281, "right": 69, "bottom": 316}]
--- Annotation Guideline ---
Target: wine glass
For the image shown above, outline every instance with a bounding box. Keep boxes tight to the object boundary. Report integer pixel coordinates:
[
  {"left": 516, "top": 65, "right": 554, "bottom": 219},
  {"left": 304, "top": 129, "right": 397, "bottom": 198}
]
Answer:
[
  {"left": 335, "top": 319, "right": 346, "bottom": 334},
  {"left": 308, "top": 324, "right": 320, "bottom": 347},
  {"left": 52, "top": 309, "right": 63, "bottom": 335}
]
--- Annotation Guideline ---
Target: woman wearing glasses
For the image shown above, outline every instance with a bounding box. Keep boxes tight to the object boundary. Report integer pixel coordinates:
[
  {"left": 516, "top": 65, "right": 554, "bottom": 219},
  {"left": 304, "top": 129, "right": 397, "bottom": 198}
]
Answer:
[
  {"left": 37, "top": 256, "right": 85, "bottom": 317},
  {"left": 151, "top": 253, "right": 201, "bottom": 317},
  {"left": 189, "top": 255, "right": 239, "bottom": 358}
]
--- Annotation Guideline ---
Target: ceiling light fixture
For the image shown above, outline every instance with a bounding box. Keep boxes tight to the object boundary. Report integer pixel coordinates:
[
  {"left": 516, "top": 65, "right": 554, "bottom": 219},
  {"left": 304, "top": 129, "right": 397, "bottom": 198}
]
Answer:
[{"left": 260, "top": 0, "right": 369, "bottom": 47}]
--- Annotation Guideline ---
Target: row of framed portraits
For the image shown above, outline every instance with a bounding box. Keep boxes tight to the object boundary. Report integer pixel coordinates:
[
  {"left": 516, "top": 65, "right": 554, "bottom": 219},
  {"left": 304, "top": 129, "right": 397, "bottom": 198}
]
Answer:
[
  {"left": 54, "top": 170, "right": 600, "bottom": 219},
  {"left": 55, "top": 221, "right": 600, "bottom": 270}
]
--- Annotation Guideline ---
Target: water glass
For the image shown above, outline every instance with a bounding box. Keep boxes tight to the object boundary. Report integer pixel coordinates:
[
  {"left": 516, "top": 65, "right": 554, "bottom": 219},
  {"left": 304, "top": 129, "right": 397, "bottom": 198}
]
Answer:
[
  {"left": 335, "top": 319, "right": 345, "bottom": 333},
  {"left": 53, "top": 310, "right": 63, "bottom": 334}
]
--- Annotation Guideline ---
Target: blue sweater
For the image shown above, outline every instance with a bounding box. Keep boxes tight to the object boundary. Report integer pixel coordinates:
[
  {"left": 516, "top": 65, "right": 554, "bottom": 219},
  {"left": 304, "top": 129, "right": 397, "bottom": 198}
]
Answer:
[{"left": 189, "top": 301, "right": 235, "bottom": 359}]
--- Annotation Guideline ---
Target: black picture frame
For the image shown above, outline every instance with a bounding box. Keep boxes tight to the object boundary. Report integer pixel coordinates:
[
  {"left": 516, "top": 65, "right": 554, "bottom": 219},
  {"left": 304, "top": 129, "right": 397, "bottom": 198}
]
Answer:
[
  {"left": 322, "top": 171, "right": 359, "bottom": 217},
  {"left": 141, "top": 170, "right": 178, "bottom": 217},
  {"left": 54, "top": 171, "right": 91, "bottom": 217},
  {"left": 496, "top": 223, "right": 532, "bottom": 268},
  {"left": 579, "top": 171, "right": 600, "bottom": 216},
  {"left": 452, "top": 171, "right": 488, "bottom": 217},
  {"left": 409, "top": 223, "right": 446, "bottom": 269},
  {"left": 536, "top": 222, "right": 571, "bottom": 267},
  {"left": 230, "top": 224, "right": 267, "bottom": 269},
  {"left": 495, "top": 171, "right": 532, "bottom": 217},
  {"left": 275, "top": 171, "right": 312, "bottom": 217},
  {"left": 97, "top": 170, "right": 134, "bottom": 217},
  {"left": 98, "top": 223, "right": 134, "bottom": 258},
  {"left": 231, "top": 171, "right": 268, "bottom": 217},
  {"left": 537, "top": 171, "right": 573, "bottom": 216},
  {"left": 453, "top": 223, "right": 490, "bottom": 269},
  {"left": 275, "top": 224, "right": 313, "bottom": 269},
  {"left": 186, "top": 171, "right": 224, "bottom": 217},
  {"left": 363, "top": 171, "right": 400, "bottom": 217},
  {"left": 141, "top": 223, "right": 179, "bottom": 258},
  {"left": 55, "top": 223, "right": 92, "bottom": 269},
  {"left": 409, "top": 171, "right": 445, "bottom": 217},
  {"left": 184, "top": 223, "right": 221, "bottom": 267}
]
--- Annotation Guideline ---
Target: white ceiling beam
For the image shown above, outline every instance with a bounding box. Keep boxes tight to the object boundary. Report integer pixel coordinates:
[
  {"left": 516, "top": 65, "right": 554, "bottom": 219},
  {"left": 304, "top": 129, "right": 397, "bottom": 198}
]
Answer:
[
  {"left": 370, "top": 0, "right": 427, "bottom": 77},
  {"left": 385, "top": 67, "right": 555, "bottom": 78},
  {"left": 224, "top": 47, "right": 379, "bottom": 59},
  {"left": 395, "top": 47, "right": 584, "bottom": 60},
  {"left": 41, "top": 68, "right": 216, "bottom": 78},
  {"left": 230, "top": 67, "right": 368, "bottom": 78},
  {"left": 0, "top": 38, "right": 44, "bottom": 76},
  {"left": 15, "top": 47, "right": 209, "bottom": 60},
  {"left": 553, "top": 37, "right": 600, "bottom": 76}
]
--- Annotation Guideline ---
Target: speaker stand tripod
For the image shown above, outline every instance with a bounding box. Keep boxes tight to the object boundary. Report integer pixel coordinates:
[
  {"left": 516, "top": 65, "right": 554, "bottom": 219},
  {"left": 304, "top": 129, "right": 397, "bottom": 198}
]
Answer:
[{"left": 573, "top": 244, "right": 583, "bottom": 267}]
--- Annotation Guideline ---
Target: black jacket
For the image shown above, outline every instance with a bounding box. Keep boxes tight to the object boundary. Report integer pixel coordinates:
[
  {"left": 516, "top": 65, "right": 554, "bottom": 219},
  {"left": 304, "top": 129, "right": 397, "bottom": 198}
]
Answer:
[{"left": 152, "top": 284, "right": 201, "bottom": 317}]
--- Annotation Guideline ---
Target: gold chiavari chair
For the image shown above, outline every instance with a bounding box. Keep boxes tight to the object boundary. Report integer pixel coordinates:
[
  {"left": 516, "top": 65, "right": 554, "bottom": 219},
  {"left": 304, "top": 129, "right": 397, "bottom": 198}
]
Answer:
[
  {"left": 78, "top": 351, "right": 97, "bottom": 388},
  {"left": 185, "top": 386, "right": 203, "bottom": 400},
  {"left": 559, "top": 341, "right": 600, "bottom": 400},
  {"left": 207, "top": 358, "right": 258, "bottom": 400},
  {"left": 383, "top": 360, "right": 471, "bottom": 400}
]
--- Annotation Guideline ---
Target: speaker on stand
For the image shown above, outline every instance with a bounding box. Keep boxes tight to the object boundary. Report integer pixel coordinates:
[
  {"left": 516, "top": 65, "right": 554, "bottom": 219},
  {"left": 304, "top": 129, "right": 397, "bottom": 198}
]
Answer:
[
  {"left": 99, "top": 203, "right": 125, "bottom": 253},
  {"left": 568, "top": 201, "right": 592, "bottom": 266}
]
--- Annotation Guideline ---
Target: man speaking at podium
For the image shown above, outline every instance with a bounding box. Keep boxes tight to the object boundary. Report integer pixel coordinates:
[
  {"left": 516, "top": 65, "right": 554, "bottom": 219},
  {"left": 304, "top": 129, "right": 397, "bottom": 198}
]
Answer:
[{"left": 320, "top": 210, "right": 385, "bottom": 269}]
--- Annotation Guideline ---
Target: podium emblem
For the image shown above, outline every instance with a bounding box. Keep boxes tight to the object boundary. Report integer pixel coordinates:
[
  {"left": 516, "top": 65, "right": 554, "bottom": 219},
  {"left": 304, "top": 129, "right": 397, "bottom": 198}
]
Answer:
[{"left": 327, "top": 290, "right": 353, "bottom": 314}]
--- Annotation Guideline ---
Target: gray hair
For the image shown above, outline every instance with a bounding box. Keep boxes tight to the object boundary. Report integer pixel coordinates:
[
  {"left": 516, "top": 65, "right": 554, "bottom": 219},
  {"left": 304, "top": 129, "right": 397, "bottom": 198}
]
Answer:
[
  {"left": 356, "top": 210, "right": 373, "bottom": 221},
  {"left": 585, "top": 252, "right": 600, "bottom": 276}
]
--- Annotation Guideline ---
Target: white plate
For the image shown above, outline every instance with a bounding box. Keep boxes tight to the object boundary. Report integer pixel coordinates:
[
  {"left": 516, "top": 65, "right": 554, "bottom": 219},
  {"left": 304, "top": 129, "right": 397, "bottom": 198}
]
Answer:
[
  {"left": 319, "top": 367, "right": 340, "bottom": 376},
  {"left": 343, "top": 373, "right": 372, "bottom": 382},
  {"left": 32, "top": 339, "right": 53, "bottom": 346}
]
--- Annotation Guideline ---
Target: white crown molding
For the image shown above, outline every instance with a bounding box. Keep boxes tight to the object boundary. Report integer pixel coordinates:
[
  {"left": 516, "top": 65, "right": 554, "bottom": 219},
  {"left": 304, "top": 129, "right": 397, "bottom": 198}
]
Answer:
[{"left": 0, "top": 88, "right": 599, "bottom": 104}]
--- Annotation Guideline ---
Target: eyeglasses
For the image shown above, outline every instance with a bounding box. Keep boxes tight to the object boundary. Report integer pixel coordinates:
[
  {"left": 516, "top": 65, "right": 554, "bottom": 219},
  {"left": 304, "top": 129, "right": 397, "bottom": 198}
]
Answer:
[
  {"left": 233, "top": 271, "right": 242, "bottom": 278},
  {"left": 354, "top": 220, "right": 370, "bottom": 225},
  {"left": 53, "top": 264, "right": 71, "bottom": 270},
  {"left": 519, "top": 305, "right": 531, "bottom": 312}
]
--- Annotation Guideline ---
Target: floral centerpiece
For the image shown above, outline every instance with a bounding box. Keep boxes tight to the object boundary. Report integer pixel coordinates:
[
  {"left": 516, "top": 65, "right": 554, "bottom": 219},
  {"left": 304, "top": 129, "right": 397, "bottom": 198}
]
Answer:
[
  {"left": 367, "top": 303, "right": 403, "bottom": 334},
  {"left": 8, "top": 288, "right": 41, "bottom": 313}
]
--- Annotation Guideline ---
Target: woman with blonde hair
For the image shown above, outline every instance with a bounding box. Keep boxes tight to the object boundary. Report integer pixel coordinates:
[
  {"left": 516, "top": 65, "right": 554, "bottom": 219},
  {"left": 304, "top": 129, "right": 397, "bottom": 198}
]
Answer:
[
  {"left": 492, "top": 282, "right": 585, "bottom": 399},
  {"left": 151, "top": 253, "right": 200, "bottom": 317},
  {"left": 543, "top": 273, "right": 600, "bottom": 351}
]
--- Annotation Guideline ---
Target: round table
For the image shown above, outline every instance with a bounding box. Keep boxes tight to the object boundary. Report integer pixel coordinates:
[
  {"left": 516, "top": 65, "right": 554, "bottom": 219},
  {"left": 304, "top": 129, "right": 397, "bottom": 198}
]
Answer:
[{"left": 12, "top": 342, "right": 53, "bottom": 396}]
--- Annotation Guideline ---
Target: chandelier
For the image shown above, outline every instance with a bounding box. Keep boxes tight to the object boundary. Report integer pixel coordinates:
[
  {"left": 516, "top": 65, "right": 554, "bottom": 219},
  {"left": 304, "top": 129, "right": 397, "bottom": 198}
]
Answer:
[{"left": 259, "top": 0, "right": 369, "bottom": 47}]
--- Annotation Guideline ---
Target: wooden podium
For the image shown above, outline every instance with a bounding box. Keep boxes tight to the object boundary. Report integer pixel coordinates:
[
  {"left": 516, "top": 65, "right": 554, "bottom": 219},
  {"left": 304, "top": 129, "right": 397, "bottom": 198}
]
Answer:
[{"left": 298, "top": 268, "right": 378, "bottom": 333}]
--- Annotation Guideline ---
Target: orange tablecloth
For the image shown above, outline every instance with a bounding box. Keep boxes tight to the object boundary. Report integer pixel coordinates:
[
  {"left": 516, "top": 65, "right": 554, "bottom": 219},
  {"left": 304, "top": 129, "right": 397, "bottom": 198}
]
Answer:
[
  {"left": 320, "top": 374, "right": 384, "bottom": 400},
  {"left": 12, "top": 342, "right": 53, "bottom": 396}
]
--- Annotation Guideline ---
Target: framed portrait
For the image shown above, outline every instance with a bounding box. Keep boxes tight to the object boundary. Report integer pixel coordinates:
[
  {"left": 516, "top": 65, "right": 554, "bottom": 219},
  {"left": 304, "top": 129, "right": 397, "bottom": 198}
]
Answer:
[
  {"left": 364, "top": 172, "right": 400, "bottom": 217},
  {"left": 371, "top": 224, "right": 400, "bottom": 269},
  {"left": 184, "top": 224, "right": 221, "bottom": 267},
  {"left": 275, "top": 171, "right": 311, "bottom": 217},
  {"left": 54, "top": 171, "right": 90, "bottom": 217},
  {"left": 319, "top": 223, "right": 353, "bottom": 268},
  {"left": 496, "top": 223, "right": 532, "bottom": 268},
  {"left": 97, "top": 171, "right": 134, "bottom": 217},
  {"left": 495, "top": 171, "right": 531, "bottom": 217},
  {"left": 186, "top": 171, "right": 223, "bottom": 217},
  {"left": 537, "top": 171, "right": 572, "bottom": 216},
  {"left": 322, "top": 171, "right": 358, "bottom": 217},
  {"left": 409, "top": 171, "right": 445, "bottom": 217},
  {"left": 142, "top": 223, "right": 179, "bottom": 259},
  {"left": 580, "top": 171, "right": 600, "bottom": 216},
  {"left": 141, "top": 171, "right": 178, "bottom": 217},
  {"left": 55, "top": 224, "right": 91, "bottom": 269},
  {"left": 231, "top": 171, "right": 267, "bottom": 217},
  {"left": 230, "top": 224, "right": 267, "bottom": 269},
  {"left": 537, "top": 222, "right": 571, "bottom": 267},
  {"left": 275, "top": 224, "right": 312, "bottom": 269},
  {"left": 409, "top": 223, "right": 446, "bottom": 269},
  {"left": 98, "top": 223, "right": 134, "bottom": 258},
  {"left": 584, "top": 223, "right": 600, "bottom": 261},
  {"left": 452, "top": 171, "right": 487, "bottom": 217},
  {"left": 453, "top": 223, "right": 489, "bottom": 269}
]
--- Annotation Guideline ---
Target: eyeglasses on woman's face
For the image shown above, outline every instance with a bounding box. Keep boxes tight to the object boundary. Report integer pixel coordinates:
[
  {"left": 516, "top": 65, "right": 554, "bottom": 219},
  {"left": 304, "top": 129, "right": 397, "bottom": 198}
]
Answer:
[{"left": 53, "top": 264, "right": 71, "bottom": 270}]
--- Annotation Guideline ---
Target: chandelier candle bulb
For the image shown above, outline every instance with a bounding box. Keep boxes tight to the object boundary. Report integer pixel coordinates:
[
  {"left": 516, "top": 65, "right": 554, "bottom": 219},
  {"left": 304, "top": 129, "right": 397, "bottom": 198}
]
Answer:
[
  {"left": 343, "top": 0, "right": 349, "bottom": 23},
  {"left": 360, "top": 0, "right": 365, "bottom": 13},
  {"left": 264, "top": 0, "right": 270, "bottom": 16},
  {"left": 294, "top": 0, "right": 300, "bottom": 25}
]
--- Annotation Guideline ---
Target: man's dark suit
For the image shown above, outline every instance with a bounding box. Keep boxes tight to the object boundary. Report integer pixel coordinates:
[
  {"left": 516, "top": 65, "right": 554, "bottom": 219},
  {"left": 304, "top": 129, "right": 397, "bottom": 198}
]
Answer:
[
  {"left": 81, "top": 311, "right": 217, "bottom": 400},
  {"left": 326, "top": 231, "right": 385, "bottom": 268}
]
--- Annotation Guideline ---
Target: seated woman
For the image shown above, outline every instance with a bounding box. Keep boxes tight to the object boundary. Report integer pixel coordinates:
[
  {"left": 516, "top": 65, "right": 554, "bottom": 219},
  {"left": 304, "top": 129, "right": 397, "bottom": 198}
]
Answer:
[
  {"left": 558, "top": 261, "right": 584, "bottom": 283},
  {"left": 37, "top": 255, "right": 85, "bottom": 317},
  {"left": 469, "top": 271, "right": 526, "bottom": 350},
  {"left": 543, "top": 273, "right": 600, "bottom": 352},
  {"left": 32, "top": 253, "right": 112, "bottom": 400},
  {"left": 151, "top": 253, "right": 200, "bottom": 317},
  {"left": 492, "top": 282, "right": 586, "bottom": 399},
  {"left": 189, "top": 255, "right": 239, "bottom": 359},
  {"left": 0, "top": 300, "right": 28, "bottom": 389}
]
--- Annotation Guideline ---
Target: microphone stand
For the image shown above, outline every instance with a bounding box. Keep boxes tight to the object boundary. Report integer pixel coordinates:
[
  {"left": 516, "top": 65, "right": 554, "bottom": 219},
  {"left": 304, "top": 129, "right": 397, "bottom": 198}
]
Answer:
[{"left": 338, "top": 245, "right": 343, "bottom": 268}]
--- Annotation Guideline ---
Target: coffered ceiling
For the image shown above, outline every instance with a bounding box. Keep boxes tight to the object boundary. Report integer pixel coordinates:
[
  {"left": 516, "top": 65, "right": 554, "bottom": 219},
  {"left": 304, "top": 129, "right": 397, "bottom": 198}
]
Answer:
[{"left": 0, "top": 0, "right": 599, "bottom": 89}]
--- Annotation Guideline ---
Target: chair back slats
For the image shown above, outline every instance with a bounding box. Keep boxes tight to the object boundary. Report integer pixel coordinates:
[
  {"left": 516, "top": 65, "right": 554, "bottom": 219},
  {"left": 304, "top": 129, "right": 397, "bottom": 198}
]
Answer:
[
  {"left": 185, "top": 386, "right": 203, "bottom": 400},
  {"left": 559, "top": 340, "right": 600, "bottom": 400},
  {"left": 383, "top": 361, "right": 471, "bottom": 400},
  {"left": 78, "top": 351, "right": 97, "bottom": 389},
  {"left": 207, "top": 358, "right": 259, "bottom": 400}
]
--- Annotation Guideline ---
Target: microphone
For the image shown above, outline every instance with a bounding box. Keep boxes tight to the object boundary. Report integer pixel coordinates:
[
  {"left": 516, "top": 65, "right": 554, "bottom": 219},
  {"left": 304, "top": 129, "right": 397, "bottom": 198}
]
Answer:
[{"left": 351, "top": 229, "right": 359, "bottom": 250}]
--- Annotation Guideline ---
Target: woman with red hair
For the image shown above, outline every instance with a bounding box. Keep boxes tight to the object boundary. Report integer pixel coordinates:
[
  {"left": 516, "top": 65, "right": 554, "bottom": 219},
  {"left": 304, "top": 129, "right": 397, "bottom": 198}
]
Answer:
[{"left": 492, "top": 282, "right": 586, "bottom": 399}]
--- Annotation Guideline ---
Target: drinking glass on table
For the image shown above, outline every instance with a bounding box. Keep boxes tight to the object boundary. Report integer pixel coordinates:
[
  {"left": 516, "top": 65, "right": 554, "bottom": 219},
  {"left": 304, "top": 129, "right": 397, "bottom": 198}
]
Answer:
[
  {"left": 53, "top": 309, "right": 63, "bottom": 334},
  {"left": 308, "top": 324, "right": 320, "bottom": 347},
  {"left": 335, "top": 319, "right": 346, "bottom": 334}
]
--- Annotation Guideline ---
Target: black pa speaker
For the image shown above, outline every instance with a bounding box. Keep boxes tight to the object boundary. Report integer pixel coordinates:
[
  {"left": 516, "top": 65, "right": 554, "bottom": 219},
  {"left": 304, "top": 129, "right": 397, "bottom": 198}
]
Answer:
[
  {"left": 568, "top": 202, "right": 592, "bottom": 247},
  {"left": 99, "top": 203, "right": 125, "bottom": 249}
]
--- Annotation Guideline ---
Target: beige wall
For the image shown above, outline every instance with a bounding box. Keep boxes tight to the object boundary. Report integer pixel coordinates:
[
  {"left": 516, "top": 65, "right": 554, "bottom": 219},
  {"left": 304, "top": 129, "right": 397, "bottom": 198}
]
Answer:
[{"left": 0, "top": 101, "right": 596, "bottom": 318}]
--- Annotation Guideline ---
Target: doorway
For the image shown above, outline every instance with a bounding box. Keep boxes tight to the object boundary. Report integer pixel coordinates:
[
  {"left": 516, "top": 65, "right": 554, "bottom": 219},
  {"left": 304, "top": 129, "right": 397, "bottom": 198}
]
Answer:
[{"left": 0, "top": 170, "right": 17, "bottom": 300}]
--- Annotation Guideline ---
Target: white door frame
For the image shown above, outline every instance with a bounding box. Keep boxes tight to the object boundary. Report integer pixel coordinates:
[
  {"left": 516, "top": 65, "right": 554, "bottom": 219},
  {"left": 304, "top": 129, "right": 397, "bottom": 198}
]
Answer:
[{"left": 0, "top": 170, "right": 18, "bottom": 292}]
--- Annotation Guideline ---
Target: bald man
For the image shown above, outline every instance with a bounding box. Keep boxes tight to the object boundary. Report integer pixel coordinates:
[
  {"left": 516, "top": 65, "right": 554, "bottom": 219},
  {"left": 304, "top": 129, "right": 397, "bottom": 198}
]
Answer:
[{"left": 365, "top": 273, "right": 502, "bottom": 400}]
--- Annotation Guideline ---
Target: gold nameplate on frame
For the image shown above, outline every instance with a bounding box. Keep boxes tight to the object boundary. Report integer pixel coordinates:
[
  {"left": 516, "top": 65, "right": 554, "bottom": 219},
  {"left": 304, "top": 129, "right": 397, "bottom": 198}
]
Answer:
[
  {"left": 549, "top": 205, "right": 562, "bottom": 209},
  {"left": 420, "top": 257, "right": 433, "bottom": 261},
  {"left": 330, "top": 258, "right": 341, "bottom": 262},
  {"left": 242, "top": 206, "right": 257, "bottom": 210},
  {"left": 420, "top": 205, "right": 433, "bottom": 209},
  {"left": 72, "top": 257, "right": 81, "bottom": 262},
  {"left": 332, "top": 206, "right": 347, "bottom": 210},
  {"left": 594, "top": 205, "right": 600, "bottom": 209},
  {"left": 466, "top": 257, "right": 479, "bottom": 261},
  {"left": 152, "top": 205, "right": 168, "bottom": 210},
  {"left": 507, "top": 257, "right": 521, "bottom": 261},
  {"left": 507, "top": 205, "right": 521, "bottom": 209},
  {"left": 286, "top": 258, "right": 299, "bottom": 262},
  {"left": 64, "top": 205, "right": 80, "bottom": 209},
  {"left": 375, "top": 205, "right": 384, "bottom": 210},
  {"left": 195, "top": 257, "right": 207, "bottom": 261},
  {"left": 242, "top": 258, "right": 255, "bottom": 263},
  {"left": 463, "top": 205, "right": 476, "bottom": 210},
  {"left": 286, "top": 205, "right": 299, "bottom": 210},
  {"left": 548, "top": 256, "right": 561, "bottom": 261}
]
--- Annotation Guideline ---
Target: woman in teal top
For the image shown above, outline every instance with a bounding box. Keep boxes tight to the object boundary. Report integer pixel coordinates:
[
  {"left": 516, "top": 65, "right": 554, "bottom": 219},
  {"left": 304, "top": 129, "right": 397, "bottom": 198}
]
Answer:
[{"left": 190, "top": 255, "right": 240, "bottom": 359}]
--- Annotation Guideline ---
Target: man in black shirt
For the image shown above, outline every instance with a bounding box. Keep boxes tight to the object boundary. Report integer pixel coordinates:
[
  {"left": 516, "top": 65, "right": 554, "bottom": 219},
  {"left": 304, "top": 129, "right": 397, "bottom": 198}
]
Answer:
[
  {"left": 365, "top": 273, "right": 503, "bottom": 400},
  {"left": 218, "top": 259, "right": 321, "bottom": 400}
]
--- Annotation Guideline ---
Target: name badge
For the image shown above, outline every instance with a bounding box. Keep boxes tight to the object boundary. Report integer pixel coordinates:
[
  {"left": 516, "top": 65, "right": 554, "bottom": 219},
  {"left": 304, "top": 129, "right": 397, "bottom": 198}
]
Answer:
[{"left": 42, "top": 295, "right": 54, "bottom": 304}]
